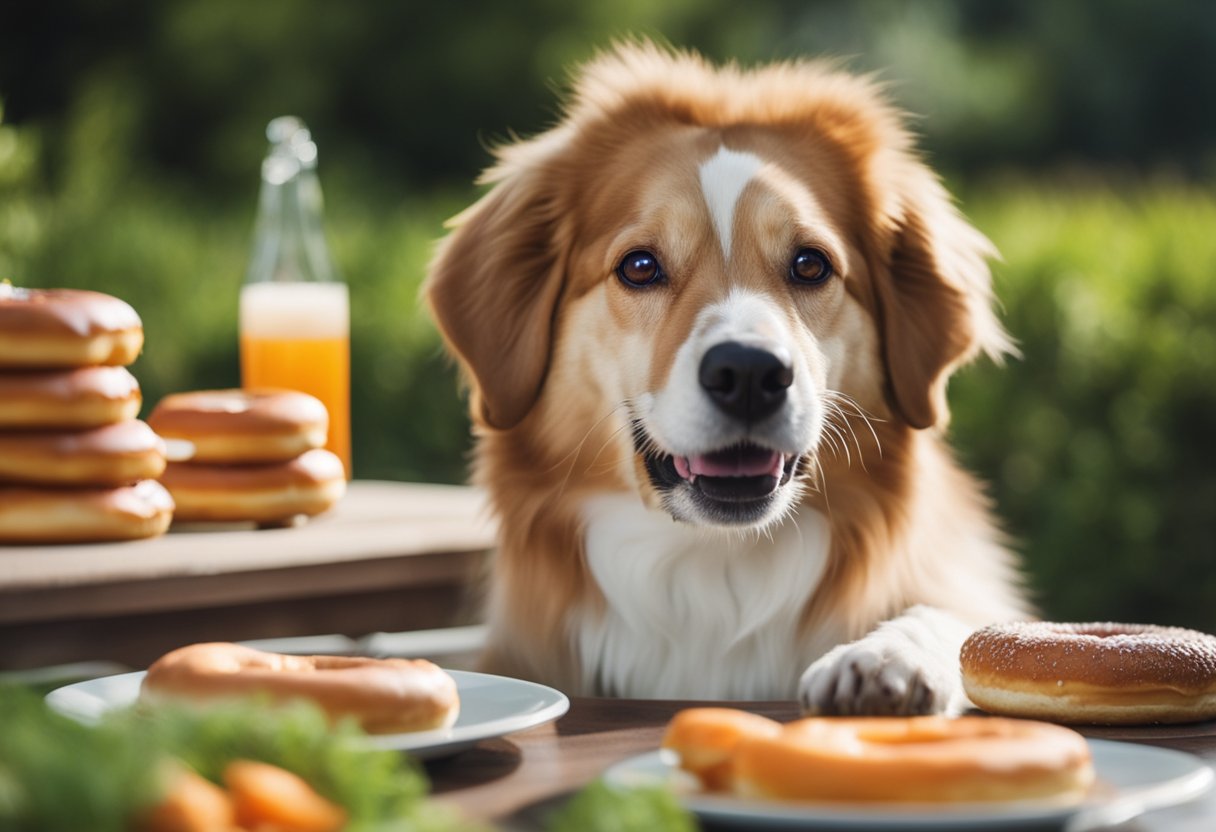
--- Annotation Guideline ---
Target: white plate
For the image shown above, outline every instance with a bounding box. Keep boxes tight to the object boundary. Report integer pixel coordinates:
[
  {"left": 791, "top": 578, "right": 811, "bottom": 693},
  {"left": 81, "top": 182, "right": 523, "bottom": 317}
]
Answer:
[
  {"left": 45, "top": 669, "right": 569, "bottom": 760},
  {"left": 603, "top": 740, "right": 1214, "bottom": 831}
]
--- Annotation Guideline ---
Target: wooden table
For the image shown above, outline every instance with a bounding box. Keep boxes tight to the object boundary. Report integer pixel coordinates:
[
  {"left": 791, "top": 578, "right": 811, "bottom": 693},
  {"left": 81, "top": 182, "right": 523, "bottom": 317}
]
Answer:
[
  {"left": 430, "top": 698, "right": 1216, "bottom": 831},
  {"left": 0, "top": 481, "right": 495, "bottom": 671}
]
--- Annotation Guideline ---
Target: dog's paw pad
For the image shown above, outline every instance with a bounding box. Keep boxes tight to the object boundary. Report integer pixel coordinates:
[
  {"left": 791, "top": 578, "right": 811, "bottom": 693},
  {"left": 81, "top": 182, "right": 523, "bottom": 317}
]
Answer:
[{"left": 798, "top": 637, "right": 955, "bottom": 717}]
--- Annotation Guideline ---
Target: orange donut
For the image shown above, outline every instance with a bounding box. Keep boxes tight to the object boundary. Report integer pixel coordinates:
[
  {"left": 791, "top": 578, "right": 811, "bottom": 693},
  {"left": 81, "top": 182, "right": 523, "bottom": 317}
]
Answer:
[
  {"left": 732, "top": 715, "right": 1094, "bottom": 804},
  {"left": 159, "top": 449, "right": 345, "bottom": 523},
  {"left": 0, "top": 366, "right": 142, "bottom": 429},
  {"left": 662, "top": 708, "right": 783, "bottom": 791},
  {"left": 961, "top": 621, "right": 1216, "bottom": 725},
  {"left": 148, "top": 389, "right": 328, "bottom": 464},
  {"left": 0, "top": 420, "right": 166, "bottom": 486},
  {"left": 0, "top": 285, "right": 143, "bottom": 368},
  {"left": 140, "top": 642, "right": 460, "bottom": 734},
  {"left": 0, "top": 480, "right": 174, "bottom": 543}
]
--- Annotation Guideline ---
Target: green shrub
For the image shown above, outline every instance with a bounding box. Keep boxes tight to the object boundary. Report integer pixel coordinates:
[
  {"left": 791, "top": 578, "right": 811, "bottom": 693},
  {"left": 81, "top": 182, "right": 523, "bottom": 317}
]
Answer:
[
  {"left": 2, "top": 99, "right": 1212, "bottom": 631},
  {"left": 953, "top": 179, "right": 1216, "bottom": 631}
]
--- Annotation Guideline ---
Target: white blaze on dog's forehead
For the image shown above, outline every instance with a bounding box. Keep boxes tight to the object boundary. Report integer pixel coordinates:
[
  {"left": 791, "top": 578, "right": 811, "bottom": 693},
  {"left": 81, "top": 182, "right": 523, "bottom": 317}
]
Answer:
[
  {"left": 699, "top": 146, "right": 763, "bottom": 260},
  {"left": 702, "top": 287, "right": 788, "bottom": 343}
]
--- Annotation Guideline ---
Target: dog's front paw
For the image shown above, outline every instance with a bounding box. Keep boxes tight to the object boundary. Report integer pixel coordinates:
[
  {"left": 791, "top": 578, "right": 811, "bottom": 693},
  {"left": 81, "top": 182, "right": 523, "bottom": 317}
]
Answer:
[{"left": 798, "top": 634, "right": 960, "bottom": 716}]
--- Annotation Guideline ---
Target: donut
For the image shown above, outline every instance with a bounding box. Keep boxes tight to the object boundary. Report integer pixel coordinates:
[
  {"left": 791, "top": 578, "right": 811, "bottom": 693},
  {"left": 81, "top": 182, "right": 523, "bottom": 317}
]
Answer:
[
  {"left": 0, "top": 480, "right": 174, "bottom": 543},
  {"left": 0, "top": 420, "right": 167, "bottom": 486},
  {"left": 158, "top": 449, "right": 346, "bottom": 523},
  {"left": 0, "top": 366, "right": 142, "bottom": 429},
  {"left": 140, "top": 642, "right": 460, "bottom": 734},
  {"left": 731, "top": 714, "right": 1093, "bottom": 804},
  {"left": 662, "top": 708, "right": 782, "bottom": 792},
  {"left": 961, "top": 621, "right": 1216, "bottom": 725},
  {"left": 147, "top": 389, "right": 329, "bottom": 464},
  {"left": 0, "top": 285, "right": 143, "bottom": 368}
]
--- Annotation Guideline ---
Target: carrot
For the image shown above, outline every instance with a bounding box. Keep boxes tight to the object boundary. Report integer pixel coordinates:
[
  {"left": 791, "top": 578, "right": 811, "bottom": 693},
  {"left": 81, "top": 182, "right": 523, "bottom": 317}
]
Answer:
[
  {"left": 222, "top": 760, "right": 347, "bottom": 832},
  {"left": 140, "top": 766, "right": 237, "bottom": 832}
]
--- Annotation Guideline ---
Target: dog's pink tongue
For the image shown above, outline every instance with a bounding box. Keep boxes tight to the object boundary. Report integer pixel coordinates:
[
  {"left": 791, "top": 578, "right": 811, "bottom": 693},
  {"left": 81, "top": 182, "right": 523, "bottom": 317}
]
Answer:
[{"left": 685, "top": 447, "right": 784, "bottom": 478}]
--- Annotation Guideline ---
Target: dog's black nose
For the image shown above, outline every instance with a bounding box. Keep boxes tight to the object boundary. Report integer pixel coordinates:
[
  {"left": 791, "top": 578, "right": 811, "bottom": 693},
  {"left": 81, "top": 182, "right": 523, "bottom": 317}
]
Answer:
[{"left": 698, "top": 341, "right": 793, "bottom": 423}]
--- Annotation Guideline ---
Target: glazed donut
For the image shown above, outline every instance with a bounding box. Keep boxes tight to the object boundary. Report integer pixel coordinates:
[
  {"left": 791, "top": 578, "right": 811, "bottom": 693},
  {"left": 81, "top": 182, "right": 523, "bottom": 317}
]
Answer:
[
  {"left": 0, "top": 420, "right": 166, "bottom": 486},
  {"left": 158, "top": 449, "right": 345, "bottom": 523},
  {"left": 732, "top": 715, "right": 1093, "bottom": 804},
  {"left": 147, "top": 389, "right": 328, "bottom": 463},
  {"left": 961, "top": 621, "right": 1216, "bottom": 725},
  {"left": 140, "top": 642, "right": 460, "bottom": 734},
  {"left": 662, "top": 708, "right": 782, "bottom": 792},
  {"left": 0, "top": 480, "right": 174, "bottom": 543},
  {"left": 0, "top": 367, "right": 142, "bottom": 429},
  {"left": 0, "top": 285, "right": 143, "bottom": 368}
]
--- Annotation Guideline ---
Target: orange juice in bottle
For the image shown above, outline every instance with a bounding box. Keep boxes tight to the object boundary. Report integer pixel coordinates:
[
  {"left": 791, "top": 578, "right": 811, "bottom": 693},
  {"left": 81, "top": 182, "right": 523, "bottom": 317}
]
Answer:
[{"left": 240, "top": 117, "right": 351, "bottom": 475}]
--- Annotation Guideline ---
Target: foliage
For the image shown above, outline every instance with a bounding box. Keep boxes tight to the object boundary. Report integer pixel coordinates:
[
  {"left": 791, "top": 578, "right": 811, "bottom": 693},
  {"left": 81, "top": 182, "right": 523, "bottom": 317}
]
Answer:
[
  {"left": 0, "top": 685, "right": 458, "bottom": 831},
  {"left": 952, "top": 179, "right": 1216, "bottom": 632},
  {"left": 121, "top": 700, "right": 434, "bottom": 829},
  {"left": 4, "top": 1, "right": 1215, "bottom": 195},
  {"left": 0, "top": 1, "right": 1213, "bottom": 634},
  {"left": 1, "top": 85, "right": 1214, "bottom": 629},
  {"left": 548, "top": 780, "right": 697, "bottom": 832},
  {"left": 0, "top": 687, "right": 160, "bottom": 832},
  {"left": 0, "top": 686, "right": 694, "bottom": 832}
]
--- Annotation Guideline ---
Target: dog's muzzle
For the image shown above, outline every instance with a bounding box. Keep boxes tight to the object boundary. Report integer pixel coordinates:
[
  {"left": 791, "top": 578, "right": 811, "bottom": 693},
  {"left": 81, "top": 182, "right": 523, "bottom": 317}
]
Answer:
[{"left": 634, "top": 340, "right": 804, "bottom": 526}]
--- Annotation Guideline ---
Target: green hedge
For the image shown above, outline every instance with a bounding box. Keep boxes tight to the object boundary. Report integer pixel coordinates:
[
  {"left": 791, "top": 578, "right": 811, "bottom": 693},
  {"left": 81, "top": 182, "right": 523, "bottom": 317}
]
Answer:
[
  {"left": 953, "top": 180, "right": 1216, "bottom": 631},
  {"left": 2, "top": 108, "right": 1212, "bottom": 632}
]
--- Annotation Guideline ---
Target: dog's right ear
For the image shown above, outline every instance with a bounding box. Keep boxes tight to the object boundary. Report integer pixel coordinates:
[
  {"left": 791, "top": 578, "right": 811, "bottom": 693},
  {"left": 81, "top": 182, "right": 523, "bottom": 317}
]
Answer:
[{"left": 424, "top": 142, "right": 570, "bottom": 430}]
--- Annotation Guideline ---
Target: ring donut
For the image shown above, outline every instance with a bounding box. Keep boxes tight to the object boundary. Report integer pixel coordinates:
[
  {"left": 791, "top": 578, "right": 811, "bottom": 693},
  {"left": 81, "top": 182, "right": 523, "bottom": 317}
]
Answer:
[
  {"left": 961, "top": 621, "right": 1216, "bottom": 725},
  {"left": 0, "top": 366, "right": 142, "bottom": 429},
  {"left": 148, "top": 389, "right": 328, "bottom": 464},
  {"left": 141, "top": 642, "right": 460, "bottom": 734},
  {"left": 0, "top": 285, "right": 144, "bottom": 368},
  {"left": 158, "top": 449, "right": 346, "bottom": 523},
  {"left": 731, "top": 714, "right": 1094, "bottom": 803},
  {"left": 0, "top": 480, "right": 174, "bottom": 543},
  {"left": 0, "top": 420, "right": 166, "bottom": 486},
  {"left": 662, "top": 708, "right": 783, "bottom": 792}
]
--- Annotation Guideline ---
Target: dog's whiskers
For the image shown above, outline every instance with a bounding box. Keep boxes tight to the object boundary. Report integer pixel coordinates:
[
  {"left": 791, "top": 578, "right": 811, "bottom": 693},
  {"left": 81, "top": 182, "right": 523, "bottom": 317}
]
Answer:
[
  {"left": 809, "top": 454, "right": 833, "bottom": 519},
  {"left": 824, "top": 390, "right": 884, "bottom": 462},
  {"left": 586, "top": 420, "right": 633, "bottom": 474},
  {"left": 549, "top": 402, "right": 628, "bottom": 498}
]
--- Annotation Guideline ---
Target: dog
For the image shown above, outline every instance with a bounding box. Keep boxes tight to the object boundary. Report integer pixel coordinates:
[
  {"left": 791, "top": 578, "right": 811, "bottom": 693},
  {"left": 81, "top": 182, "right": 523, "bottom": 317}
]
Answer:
[{"left": 425, "top": 41, "right": 1031, "bottom": 714}]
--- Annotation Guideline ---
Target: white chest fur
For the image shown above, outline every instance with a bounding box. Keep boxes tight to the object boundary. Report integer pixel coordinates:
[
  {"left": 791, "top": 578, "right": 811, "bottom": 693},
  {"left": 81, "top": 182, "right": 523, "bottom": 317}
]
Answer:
[{"left": 575, "top": 494, "right": 833, "bottom": 699}]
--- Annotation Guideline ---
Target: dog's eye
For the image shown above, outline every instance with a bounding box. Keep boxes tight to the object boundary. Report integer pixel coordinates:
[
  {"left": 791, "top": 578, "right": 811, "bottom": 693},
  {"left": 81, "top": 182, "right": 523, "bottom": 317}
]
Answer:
[
  {"left": 789, "top": 248, "right": 833, "bottom": 286},
  {"left": 616, "top": 250, "right": 664, "bottom": 287}
]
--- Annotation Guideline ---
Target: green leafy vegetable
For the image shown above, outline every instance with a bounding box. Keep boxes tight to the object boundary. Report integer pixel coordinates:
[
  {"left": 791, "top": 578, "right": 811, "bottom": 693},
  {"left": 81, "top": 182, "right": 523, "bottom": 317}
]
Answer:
[
  {"left": 111, "top": 697, "right": 434, "bottom": 830},
  {"left": 0, "top": 684, "right": 692, "bottom": 832},
  {"left": 0, "top": 686, "right": 161, "bottom": 832},
  {"left": 0, "top": 686, "right": 480, "bottom": 832},
  {"left": 548, "top": 780, "right": 698, "bottom": 832}
]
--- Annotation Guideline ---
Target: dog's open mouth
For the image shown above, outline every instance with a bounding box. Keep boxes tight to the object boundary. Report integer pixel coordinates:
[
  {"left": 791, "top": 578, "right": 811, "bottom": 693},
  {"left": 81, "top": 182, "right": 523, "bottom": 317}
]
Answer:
[
  {"left": 633, "top": 422, "right": 799, "bottom": 522},
  {"left": 672, "top": 444, "right": 795, "bottom": 501}
]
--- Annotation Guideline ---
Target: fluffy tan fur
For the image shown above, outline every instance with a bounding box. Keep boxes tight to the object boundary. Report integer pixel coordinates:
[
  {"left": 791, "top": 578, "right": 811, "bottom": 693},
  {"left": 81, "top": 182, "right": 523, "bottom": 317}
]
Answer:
[{"left": 426, "top": 42, "right": 1029, "bottom": 695}]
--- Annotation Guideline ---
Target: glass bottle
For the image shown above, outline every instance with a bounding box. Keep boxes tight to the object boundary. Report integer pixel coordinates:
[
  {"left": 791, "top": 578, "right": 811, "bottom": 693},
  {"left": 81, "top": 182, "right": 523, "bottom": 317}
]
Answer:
[{"left": 239, "top": 116, "right": 351, "bottom": 476}]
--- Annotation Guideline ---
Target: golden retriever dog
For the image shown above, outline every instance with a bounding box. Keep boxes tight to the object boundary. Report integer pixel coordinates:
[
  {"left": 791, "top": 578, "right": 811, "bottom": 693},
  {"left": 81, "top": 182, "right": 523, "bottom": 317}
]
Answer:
[{"left": 426, "top": 41, "right": 1030, "bottom": 713}]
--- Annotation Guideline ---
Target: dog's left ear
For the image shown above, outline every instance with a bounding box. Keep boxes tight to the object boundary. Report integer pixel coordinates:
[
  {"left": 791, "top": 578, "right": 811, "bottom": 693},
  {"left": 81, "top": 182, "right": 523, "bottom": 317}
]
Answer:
[
  {"left": 872, "top": 166, "right": 1013, "bottom": 429},
  {"left": 424, "top": 137, "right": 571, "bottom": 430}
]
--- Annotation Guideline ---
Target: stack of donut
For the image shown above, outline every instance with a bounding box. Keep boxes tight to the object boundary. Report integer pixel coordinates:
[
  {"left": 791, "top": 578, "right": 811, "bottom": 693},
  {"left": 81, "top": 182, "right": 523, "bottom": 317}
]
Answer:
[
  {"left": 148, "top": 389, "right": 345, "bottom": 525},
  {"left": 0, "top": 285, "right": 173, "bottom": 543}
]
